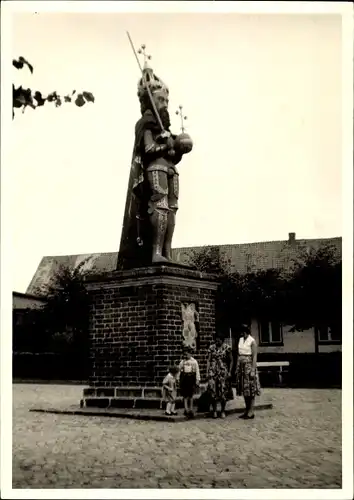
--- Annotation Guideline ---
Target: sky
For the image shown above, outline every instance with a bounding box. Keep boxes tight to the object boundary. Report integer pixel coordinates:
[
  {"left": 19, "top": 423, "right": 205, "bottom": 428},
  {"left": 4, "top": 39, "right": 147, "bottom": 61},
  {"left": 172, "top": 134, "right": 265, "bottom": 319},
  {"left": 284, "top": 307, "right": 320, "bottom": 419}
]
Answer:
[{"left": 8, "top": 6, "right": 344, "bottom": 292}]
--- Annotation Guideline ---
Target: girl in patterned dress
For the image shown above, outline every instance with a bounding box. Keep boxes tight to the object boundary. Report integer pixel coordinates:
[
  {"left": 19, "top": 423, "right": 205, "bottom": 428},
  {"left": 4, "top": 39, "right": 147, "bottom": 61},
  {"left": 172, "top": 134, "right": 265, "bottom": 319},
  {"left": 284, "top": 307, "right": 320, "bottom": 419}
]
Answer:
[
  {"left": 235, "top": 324, "right": 261, "bottom": 419},
  {"left": 206, "top": 336, "right": 234, "bottom": 419}
]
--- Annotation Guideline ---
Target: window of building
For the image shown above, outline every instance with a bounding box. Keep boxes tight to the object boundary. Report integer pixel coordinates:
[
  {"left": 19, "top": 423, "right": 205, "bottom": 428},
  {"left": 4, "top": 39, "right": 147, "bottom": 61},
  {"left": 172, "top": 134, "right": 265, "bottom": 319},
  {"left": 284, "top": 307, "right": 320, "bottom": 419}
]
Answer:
[
  {"left": 318, "top": 325, "right": 342, "bottom": 343},
  {"left": 14, "top": 310, "right": 25, "bottom": 327},
  {"left": 258, "top": 320, "right": 283, "bottom": 345}
]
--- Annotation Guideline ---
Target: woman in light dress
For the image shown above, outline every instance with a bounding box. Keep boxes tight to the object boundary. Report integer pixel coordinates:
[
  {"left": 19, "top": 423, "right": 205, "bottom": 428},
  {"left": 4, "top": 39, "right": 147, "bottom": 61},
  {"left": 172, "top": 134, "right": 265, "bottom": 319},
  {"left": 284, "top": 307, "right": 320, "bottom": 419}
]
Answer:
[{"left": 235, "top": 324, "right": 261, "bottom": 419}]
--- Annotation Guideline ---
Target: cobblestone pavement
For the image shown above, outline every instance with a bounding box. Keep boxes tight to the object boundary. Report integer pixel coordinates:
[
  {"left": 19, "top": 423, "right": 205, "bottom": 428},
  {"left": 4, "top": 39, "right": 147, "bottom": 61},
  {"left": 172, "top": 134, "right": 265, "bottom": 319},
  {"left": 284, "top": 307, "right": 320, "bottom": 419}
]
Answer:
[{"left": 12, "top": 384, "right": 341, "bottom": 489}]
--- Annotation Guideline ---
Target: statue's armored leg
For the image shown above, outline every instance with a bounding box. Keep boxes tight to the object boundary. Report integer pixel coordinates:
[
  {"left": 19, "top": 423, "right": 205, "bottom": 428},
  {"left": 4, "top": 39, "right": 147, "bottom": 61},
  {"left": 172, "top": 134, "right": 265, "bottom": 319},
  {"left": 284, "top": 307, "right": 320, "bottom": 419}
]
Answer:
[
  {"left": 163, "top": 169, "right": 179, "bottom": 260},
  {"left": 150, "top": 209, "right": 169, "bottom": 263},
  {"left": 164, "top": 210, "right": 176, "bottom": 260},
  {"left": 147, "top": 170, "right": 169, "bottom": 263}
]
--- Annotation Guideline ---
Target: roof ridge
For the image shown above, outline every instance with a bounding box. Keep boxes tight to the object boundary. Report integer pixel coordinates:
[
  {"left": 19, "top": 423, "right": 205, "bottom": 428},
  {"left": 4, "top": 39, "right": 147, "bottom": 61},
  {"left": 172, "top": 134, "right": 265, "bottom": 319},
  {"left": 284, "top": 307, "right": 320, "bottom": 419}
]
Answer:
[
  {"left": 173, "top": 236, "right": 342, "bottom": 250},
  {"left": 39, "top": 235, "right": 342, "bottom": 260},
  {"left": 42, "top": 251, "right": 118, "bottom": 259}
]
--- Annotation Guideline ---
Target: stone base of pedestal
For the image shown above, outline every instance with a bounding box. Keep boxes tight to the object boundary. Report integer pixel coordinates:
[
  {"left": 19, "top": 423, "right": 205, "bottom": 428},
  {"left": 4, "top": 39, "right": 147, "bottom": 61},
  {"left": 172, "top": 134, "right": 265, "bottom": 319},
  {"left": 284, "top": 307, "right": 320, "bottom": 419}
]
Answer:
[
  {"left": 80, "top": 385, "right": 273, "bottom": 415},
  {"left": 81, "top": 384, "right": 206, "bottom": 410}
]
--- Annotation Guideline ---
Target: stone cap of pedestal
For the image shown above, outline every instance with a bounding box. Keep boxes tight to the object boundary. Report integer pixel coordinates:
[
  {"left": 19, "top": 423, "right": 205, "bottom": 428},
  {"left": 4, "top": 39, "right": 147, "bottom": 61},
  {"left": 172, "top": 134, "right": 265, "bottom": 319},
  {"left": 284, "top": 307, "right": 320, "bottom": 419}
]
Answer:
[{"left": 84, "top": 263, "right": 220, "bottom": 291}]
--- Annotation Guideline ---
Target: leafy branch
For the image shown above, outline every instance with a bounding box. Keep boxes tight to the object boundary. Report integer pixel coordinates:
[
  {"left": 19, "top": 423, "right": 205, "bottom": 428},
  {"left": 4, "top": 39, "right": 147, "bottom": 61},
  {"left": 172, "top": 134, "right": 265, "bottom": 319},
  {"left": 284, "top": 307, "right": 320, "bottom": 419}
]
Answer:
[{"left": 12, "top": 56, "right": 95, "bottom": 118}]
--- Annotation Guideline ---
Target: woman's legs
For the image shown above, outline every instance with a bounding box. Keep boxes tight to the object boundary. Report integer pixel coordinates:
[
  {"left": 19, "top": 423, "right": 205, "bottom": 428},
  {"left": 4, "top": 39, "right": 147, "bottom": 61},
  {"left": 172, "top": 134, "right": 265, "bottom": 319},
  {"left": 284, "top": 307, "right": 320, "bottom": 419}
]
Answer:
[
  {"left": 220, "top": 377, "right": 230, "bottom": 417},
  {"left": 214, "top": 378, "right": 222, "bottom": 417},
  {"left": 242, "top": 395, "right": 256, "bottom": 417},
  {"left": 247, "top": 370, "right": 260, "bottom": 417},
  {"left": 248, "top": 396, "right": 255, "bottom": 417},
  {"left": 220, "top": 398, "right": 226, "bottom": 418},
  {"left": 243, "top": 396, "right": 250, "bottom": 415},
  {"left": 211, "top": 399, "right": 227, "bottom": 418}
]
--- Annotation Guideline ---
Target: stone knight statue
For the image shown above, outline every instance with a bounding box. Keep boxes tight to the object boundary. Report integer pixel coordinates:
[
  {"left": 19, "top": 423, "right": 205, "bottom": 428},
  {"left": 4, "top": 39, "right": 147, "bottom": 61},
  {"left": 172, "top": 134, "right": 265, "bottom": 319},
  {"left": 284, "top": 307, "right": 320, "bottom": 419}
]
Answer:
[{"left": 118, "top": 41, "right": 193, "bottom": 269}]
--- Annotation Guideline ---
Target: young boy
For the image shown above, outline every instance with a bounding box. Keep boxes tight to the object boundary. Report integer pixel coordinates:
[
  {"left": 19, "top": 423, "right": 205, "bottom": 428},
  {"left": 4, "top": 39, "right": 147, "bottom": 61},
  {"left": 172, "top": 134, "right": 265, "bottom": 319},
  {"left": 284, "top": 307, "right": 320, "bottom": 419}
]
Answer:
[
  {"left": 162, "top": 366, "right": 179, "bottom": 415},
  {"left": 178, "top": 347, "right": 200, "bottom": 418}
]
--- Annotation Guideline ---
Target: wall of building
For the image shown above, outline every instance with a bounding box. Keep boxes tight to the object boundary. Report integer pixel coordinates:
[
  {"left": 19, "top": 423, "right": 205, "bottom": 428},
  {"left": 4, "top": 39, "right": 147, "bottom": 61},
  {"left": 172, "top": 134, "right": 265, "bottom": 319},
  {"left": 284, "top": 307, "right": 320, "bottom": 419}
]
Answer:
[
  {"left": 318, "top": 343, "right": 342, "bottom": 353},
  {"left": 250, "top": 320, "right": 341, "bottom": 354}
]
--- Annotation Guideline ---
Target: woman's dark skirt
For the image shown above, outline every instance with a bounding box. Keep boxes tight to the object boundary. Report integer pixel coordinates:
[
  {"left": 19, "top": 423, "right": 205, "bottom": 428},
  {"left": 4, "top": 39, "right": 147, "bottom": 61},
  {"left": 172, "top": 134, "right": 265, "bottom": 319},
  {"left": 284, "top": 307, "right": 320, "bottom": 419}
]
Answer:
[
  {"left": 179, "top": 372, "right": 197, "bottom": 398},
  {"left": 235, "top": 355, "right": 261, "bottom": 397}
]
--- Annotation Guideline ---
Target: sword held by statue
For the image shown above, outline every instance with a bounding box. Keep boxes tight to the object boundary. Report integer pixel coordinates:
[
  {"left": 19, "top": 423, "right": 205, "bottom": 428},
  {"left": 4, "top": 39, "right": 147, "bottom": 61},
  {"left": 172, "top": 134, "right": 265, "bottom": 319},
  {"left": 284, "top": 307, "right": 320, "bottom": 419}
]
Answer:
[{"left": 126, "top": 31, "right": 168, "bottom": 137}]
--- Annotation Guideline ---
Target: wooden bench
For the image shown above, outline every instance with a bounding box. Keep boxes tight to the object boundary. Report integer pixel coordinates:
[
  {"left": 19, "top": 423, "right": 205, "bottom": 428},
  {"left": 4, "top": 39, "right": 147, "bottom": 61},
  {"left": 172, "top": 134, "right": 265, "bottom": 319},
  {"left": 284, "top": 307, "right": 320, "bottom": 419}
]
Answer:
[{"left": 257, "top": 361, "right": 290, "bottom": 386}]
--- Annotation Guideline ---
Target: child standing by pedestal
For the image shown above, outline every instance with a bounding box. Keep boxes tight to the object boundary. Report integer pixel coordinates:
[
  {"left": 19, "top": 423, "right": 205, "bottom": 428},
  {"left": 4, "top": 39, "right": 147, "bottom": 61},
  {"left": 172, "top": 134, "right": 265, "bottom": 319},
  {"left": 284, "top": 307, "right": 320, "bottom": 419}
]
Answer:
[
  {"left": 162, "top": 366, "right": 179, "bottom": 415},
  {"left": 178, "top": 347, "right": 200, "bottom": 418}
]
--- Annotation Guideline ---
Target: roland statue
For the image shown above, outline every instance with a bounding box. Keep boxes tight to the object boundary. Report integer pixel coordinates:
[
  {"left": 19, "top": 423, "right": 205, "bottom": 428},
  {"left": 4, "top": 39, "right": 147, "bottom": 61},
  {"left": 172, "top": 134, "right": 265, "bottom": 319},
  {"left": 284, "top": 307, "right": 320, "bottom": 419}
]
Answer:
[{"left": 118, "top": 41, "right": 193, "bottom": 269}]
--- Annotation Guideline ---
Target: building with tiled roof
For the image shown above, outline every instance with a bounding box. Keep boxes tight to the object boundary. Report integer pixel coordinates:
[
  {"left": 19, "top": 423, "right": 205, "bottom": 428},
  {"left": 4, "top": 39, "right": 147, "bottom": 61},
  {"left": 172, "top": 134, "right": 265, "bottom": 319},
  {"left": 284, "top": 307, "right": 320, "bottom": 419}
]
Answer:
[{"left": 26, "top": 232, "right": 341, "bottom": 295}]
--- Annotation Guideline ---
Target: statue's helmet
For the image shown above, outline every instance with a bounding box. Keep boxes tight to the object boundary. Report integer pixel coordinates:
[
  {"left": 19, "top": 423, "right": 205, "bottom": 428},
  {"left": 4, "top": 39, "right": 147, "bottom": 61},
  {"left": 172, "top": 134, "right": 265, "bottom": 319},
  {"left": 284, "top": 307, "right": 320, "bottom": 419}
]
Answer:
[{"left": 137, "top": 61, "right": 169, "bottom": 113}]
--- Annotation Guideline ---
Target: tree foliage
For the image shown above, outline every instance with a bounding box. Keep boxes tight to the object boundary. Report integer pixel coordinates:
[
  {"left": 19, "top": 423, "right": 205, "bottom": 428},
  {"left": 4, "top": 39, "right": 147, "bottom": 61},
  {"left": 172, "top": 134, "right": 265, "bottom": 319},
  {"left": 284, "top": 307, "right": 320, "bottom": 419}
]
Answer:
[
  {"left": 188, "top": 243, "right": 341, "bottom": 336},
  {"left": 287, "top": 244, "right": 341, "bottom": 334},
  {"left": 13, "top": 56, "right": 95, "bottom": 118},
  {"left": 13, "top": 307, "right": 48, "bottom": 353},
  {"left": 187, "top": 246, "right": 230, "bottom": 276},
  {"left": 30, "top": 259, "right": 95, "bottom": 354}
]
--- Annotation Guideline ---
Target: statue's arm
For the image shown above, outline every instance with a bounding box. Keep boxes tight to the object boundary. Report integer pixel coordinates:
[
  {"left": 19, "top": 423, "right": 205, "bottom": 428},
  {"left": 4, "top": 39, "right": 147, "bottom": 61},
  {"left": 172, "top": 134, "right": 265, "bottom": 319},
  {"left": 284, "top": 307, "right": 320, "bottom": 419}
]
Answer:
[{"left": 143, "top": 129, "right": 169, "bottom": 160}]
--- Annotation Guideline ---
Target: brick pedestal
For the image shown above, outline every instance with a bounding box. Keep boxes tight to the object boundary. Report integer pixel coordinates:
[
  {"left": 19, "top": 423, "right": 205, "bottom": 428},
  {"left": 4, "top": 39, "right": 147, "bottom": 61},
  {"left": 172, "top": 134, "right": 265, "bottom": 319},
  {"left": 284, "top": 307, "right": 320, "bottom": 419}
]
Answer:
[{"left": 82, "top": 264, "right": 218, "bottom": 408}]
